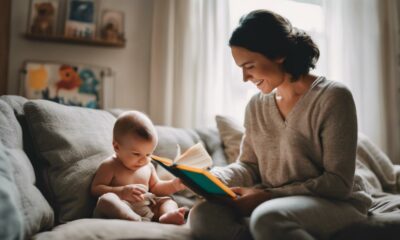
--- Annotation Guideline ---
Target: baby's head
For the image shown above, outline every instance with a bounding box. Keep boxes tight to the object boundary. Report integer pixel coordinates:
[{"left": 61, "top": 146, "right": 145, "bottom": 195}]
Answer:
[{"left": 113, "top": 111, "right": 158, "bottom": 170}]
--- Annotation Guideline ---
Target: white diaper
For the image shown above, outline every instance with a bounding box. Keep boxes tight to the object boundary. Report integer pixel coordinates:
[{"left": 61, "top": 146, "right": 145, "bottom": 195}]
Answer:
[{"left": 123, "top": 184, "right": 171, "bottom": 221}]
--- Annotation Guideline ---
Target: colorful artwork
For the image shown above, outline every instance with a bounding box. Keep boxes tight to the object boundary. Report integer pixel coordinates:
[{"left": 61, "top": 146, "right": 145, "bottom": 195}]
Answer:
[{"left": 23, "top": 61, "right": 104, "bottom": 109}]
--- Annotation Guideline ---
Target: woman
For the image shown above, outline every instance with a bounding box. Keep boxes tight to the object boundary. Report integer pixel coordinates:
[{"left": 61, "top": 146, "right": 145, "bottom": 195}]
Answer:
[{"left": 189, "top": 10, "right": 372, "bottom": 240}]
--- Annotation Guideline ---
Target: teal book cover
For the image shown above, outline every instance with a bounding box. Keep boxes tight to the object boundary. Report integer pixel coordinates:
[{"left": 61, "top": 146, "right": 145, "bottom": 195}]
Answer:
[{"left": 151, "top": 155, "right": 237, "bottom": 200}]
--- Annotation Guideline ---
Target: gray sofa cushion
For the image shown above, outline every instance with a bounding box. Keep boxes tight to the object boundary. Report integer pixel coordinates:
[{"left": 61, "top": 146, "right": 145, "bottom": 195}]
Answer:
[
  {"left": 0, "top": 99, "right": 24, "bottom": 149},
  {"left": 24, "top": 100, "right": 116, "bottom": 223},
  {"left": 0, "top": 95, "right": 50, "bottom": 203},
  {"left": 195, "top": 127, "right": 228, "bottom": 167},
  {"left": 0, "top": 95, "right": 35, "bottom": 160},
  {"left": 0, "top": 100, "right": 54, "bottom": 237},
  {"left": 33, "top": 218, "right": 192, "bottom": 240},
  {"left": 0, "top": 143, "right": 24, "bottom": 240},
  {"left": 215, "top": 115, "right": 244, "bottom": 164},
  {"left": 0, "top": 95, "right": 27, "bottom": 116}
]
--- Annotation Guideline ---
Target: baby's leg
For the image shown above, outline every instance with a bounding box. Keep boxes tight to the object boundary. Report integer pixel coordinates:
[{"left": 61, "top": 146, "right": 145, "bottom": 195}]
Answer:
[
  {"left": 94, "top": 192, "right": 142, "bottom": 221},
  {"left": 157, "top": 199, "right": 188, "bottom": 225}
]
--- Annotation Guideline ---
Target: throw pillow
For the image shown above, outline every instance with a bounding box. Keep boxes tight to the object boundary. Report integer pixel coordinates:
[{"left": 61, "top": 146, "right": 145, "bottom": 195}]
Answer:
[
  {"left": 0, "top": 143, "right": 24, "bottom": 240},
  {"left": 215, "top": 115, "right": 244, "bottom": 164},
  {"left": 0, "top": 99, "right": 54, "bottom": 237},
  {"left": 195, "top": 127, "right": 228, "bottom": 167},
  {"left": 24, "top": 100, "right": 116, "bottom": 223}
]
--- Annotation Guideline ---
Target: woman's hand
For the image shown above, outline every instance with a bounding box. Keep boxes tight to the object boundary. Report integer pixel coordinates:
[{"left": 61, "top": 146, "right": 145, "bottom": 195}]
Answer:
[{"left": 231, "top": 187, "right": 272, "bottom": 217}]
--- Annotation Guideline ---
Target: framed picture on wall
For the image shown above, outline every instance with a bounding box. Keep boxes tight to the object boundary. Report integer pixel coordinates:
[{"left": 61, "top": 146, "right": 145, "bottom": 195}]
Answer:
[
  {"left": 99, "top": 9, "right": 125, "bottom": 43},
  {"left": 64, "top": 0, "right": 97, "bottom": 39},
  {"left": 27, "top": 0, "right": 59, "bottom": 35},
  {"left": 20, "top": 60, "right": 113, "bottom": 109}
]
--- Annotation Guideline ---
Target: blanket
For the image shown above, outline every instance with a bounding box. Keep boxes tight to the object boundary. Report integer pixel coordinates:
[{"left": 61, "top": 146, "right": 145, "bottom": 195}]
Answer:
[{"left": 355, "top": 133, "right": 400, "bottom": 215}]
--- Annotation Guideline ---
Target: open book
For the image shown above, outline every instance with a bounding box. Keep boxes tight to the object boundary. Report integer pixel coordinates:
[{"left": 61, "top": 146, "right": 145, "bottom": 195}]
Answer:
[{"left": 151, "top": 143, "right": 237, "bottom": 201}]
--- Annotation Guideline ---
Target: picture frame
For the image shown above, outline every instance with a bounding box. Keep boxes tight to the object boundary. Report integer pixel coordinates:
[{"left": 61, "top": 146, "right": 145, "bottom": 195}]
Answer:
[
  {"left": 64, "top": 0, "right": 97, "bottom": 39},
  {"left": 99, "top": 9, "right": 125, "bottom": 43},
  {"left": 27, "top": 0, "right": 59, "bottom": 35},
  {"left": 20, "top": 60, "right": 114, "bottom": 109}
]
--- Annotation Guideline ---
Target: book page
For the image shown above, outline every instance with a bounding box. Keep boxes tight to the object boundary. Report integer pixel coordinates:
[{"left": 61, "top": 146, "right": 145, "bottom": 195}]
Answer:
[
  {"left": 174, "top": 144, "right": 181, "bottom": 161},
  {"left": 174, "top": 142, "right": 212, "bottom": 169}
]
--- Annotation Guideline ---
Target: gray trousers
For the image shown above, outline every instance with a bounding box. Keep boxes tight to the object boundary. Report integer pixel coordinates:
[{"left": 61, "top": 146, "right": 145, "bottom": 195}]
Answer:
[{"left": 189, "top": 196, "right": 366, "bottom": 240}]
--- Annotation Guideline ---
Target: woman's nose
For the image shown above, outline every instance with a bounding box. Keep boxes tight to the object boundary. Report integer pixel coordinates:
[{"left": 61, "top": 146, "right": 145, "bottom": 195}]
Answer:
[{"left": 242, "top": 69, "right": 250, "bottom": 82}]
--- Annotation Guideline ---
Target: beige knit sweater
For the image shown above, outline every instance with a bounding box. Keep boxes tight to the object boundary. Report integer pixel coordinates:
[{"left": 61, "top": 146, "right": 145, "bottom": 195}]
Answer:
[{"left": 212, "top": 77, "right": 372, "bottom": 213}]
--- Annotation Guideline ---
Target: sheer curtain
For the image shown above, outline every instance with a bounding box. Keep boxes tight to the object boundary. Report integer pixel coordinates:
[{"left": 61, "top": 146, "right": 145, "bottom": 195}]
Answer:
[
  {"left": 322, "top": 0, "right": 400, "bottom": 162},
  {"left": 381, "top": 0, "right": 400, "bottom": 163},
  {"left": 149, "top": 0, "right": 400, "bottom": 161},
  {"left": 149, "top": 0, "right": 231, "bottom": 128}
]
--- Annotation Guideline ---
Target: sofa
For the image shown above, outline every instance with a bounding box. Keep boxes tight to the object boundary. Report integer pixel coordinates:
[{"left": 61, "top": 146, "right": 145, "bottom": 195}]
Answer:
[
  {"left": 0, "top": 95, "right": 232, "bottom": 240},
  {"left": 1, "top": 94, "right": 400, "bottom": 240}
]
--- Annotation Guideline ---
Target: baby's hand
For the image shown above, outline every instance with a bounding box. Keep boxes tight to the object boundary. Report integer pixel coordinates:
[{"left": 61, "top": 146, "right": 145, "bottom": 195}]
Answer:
[
  {"left": 120, "top": 184, "right": 146, "bottom": 202},
  {"left": 172, "top": 178, "right": 186, "bottom": 192}
]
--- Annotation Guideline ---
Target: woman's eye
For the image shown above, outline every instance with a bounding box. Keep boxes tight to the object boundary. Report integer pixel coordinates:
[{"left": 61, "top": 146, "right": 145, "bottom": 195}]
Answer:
[
  {"left": 132, "top": 153, "right": 140, "bottom": 156},
  {"left": 245, "top": 65, "right": 254, "bottom": 70}
]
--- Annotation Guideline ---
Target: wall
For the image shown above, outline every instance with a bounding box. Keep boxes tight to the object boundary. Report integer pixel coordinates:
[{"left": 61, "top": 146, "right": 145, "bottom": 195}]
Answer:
[
  {"left": 0, "top": 0, "right": 11, "bottom": 95},
  {"left": 8, "top": 0, "right": 154, "bottom": 112}
]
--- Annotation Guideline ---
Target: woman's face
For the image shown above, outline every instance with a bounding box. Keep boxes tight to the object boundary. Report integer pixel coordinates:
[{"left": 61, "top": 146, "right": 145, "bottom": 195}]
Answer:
[{"left": 231, "top": 46, "right": 286, "bottom": 94}]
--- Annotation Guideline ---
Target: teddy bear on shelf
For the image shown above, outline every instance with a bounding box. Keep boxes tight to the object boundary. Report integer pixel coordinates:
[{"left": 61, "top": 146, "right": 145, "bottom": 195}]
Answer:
[
  {"left": 100, "top": 22, "right": 120, "bottom": 42},
  {"left": 30, "top": 2, "right": 55, "bottom": 35}
]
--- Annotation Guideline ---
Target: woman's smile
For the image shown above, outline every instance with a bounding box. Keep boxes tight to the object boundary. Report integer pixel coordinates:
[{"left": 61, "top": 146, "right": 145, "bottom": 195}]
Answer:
[{"left": 255, "top": 79, "right": 264, "bottom": 86}]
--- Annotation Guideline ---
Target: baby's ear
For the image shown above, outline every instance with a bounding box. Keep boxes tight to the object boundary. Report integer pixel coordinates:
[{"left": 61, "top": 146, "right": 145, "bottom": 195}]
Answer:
[{"left": 112, "top": 140, "right": 119, "bottom": 151}]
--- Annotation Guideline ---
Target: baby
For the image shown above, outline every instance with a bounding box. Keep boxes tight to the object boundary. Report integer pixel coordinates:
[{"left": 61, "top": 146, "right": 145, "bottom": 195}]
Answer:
[{"left": 91, "top": 111, "right": 187, "bottom": 225}]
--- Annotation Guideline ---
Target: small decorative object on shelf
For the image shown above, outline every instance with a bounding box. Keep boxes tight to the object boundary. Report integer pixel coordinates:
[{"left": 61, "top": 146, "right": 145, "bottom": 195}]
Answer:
[
  {"left": 24, "top": 0, "right": 126, "bottom": 48},
  {"left": 27, "top": 0, "right": 59, "bottom": 36},
  {"left": 100, "top": 9, "right": 125, "bottom": 43},
  {"left": 64, "top": 0, "right": 96, "bottom": 39}
]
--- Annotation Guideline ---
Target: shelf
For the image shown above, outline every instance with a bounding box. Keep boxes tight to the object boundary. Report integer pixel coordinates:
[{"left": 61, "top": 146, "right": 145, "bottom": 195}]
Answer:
[{"left": 24, "top": 33, "right": 126, "bottom": 48}]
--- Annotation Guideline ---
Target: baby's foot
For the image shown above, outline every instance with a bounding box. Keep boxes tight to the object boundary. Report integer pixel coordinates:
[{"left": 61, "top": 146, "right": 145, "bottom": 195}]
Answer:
[{"left": 159, "top": 207, "right": 188, "bottom": 225}]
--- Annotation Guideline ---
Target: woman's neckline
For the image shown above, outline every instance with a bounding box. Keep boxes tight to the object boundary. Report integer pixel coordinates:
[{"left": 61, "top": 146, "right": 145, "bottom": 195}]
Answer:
[{"left": 271, "top": 76, "right": 324, "bottom": 125}]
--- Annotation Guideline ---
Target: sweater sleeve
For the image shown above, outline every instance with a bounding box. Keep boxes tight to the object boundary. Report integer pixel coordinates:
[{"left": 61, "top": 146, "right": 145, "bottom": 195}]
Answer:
[
  {"left": 268, "top": 86, "right": 358, "bottom": 200},
  {"left": 211, "top": 103, "right": 261, "bottom": 187}
]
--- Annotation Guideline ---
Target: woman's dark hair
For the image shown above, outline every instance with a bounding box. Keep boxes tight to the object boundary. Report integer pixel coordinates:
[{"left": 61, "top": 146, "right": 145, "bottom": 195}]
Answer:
[{"left": 229, "top": 10, "right": 319, "bottom": 81}]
